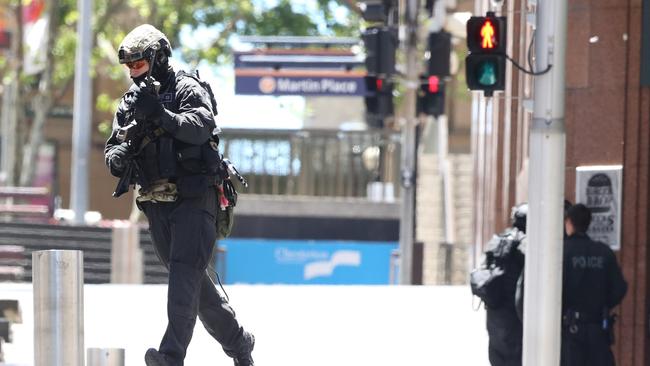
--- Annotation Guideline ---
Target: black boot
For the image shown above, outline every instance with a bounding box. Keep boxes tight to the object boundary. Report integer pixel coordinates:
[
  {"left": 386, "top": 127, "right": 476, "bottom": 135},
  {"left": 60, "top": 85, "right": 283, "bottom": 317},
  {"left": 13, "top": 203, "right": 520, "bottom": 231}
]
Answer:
[
  {"left": 145, "top": 348, "right": 172, "bottom": 366},
  {"left": 226, "top": 331, "right": 255, "bottom": 366}
]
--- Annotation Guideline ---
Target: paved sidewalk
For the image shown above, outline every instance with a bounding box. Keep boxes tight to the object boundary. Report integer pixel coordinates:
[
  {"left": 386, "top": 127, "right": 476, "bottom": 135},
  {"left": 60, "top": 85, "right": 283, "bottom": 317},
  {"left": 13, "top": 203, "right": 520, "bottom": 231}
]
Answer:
[{"left": 0, "top": 284, "right": 489, "bottom": 366}]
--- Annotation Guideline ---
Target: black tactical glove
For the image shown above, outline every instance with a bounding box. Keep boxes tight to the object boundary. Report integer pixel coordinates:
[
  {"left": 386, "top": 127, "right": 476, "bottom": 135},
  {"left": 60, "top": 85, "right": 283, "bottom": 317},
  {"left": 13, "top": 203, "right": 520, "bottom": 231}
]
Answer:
[
  {"left": 107, "top": 142, "right": 129, "bottom": 176},
  {"left": 133, "top": 85, "right": 164, "bottom": 121}
]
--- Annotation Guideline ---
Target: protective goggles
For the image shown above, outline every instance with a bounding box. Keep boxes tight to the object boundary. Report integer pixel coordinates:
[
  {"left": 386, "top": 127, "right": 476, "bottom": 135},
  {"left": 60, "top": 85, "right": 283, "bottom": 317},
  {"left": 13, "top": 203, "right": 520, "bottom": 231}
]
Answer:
[
  {"left": 124, "top": 59, "right": 148, "bottom": 70},
  {"left": 118, "top": 48, "right": 145, "bottom": 64}
]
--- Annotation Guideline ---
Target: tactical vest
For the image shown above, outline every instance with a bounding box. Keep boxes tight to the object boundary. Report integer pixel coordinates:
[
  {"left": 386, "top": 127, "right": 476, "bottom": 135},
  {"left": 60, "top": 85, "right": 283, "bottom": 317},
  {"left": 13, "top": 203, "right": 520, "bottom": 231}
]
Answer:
[{"left": 134, "top": 70, "right": 220, "bottom": 189}]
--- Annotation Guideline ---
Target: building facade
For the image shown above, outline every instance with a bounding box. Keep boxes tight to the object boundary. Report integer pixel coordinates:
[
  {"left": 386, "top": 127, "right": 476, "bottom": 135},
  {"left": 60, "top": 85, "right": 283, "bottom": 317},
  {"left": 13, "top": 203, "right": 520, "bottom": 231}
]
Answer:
[{"left": 471, "top": 0, "right": 650, "bottom": 362}]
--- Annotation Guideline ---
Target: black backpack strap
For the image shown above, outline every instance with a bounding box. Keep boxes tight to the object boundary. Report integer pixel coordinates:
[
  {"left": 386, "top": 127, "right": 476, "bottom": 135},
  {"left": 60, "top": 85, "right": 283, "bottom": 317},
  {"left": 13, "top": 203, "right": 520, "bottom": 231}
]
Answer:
[{"left": 176, "top": 69, "right": 219, "bottom": 116}]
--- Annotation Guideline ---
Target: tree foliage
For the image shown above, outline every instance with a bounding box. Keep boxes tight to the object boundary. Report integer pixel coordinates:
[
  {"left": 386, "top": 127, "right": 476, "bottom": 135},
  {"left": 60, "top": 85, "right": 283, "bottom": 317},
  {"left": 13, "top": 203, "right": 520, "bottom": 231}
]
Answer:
[{"left": 0, "top": 0, "right": 360, "bottom": 185}]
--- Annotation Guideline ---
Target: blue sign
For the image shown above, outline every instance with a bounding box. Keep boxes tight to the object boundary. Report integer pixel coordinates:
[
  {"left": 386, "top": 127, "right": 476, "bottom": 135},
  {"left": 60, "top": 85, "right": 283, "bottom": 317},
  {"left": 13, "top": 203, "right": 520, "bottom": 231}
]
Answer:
[
  {"left": 235, "top": 70, "right": 367, "bottom": 96},
  {"left": 219, "top": 239, "right": 398, "bottom": 284}
]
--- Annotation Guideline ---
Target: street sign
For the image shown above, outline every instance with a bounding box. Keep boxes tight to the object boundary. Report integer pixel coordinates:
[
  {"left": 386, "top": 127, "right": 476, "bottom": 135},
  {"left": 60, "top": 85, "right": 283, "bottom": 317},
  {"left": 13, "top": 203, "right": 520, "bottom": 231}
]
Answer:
[
  {"left": 235, "top": 69, "right": 367, "bottom": 96},
  {"left": 234, "top": 50, "right": 363, "bottom": 70},
  {"left": 234, "top": 38, "right": 366, "bottom": 97}
]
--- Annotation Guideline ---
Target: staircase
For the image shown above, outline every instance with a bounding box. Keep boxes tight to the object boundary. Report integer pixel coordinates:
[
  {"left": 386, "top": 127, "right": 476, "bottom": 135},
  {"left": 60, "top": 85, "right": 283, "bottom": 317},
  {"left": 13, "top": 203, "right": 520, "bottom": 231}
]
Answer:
[
  {"left": 0, "top": 222, "right": 167, "bottom": 284},
  {"left": 416, "top": 153, "right": 473, "bottom": 285}
]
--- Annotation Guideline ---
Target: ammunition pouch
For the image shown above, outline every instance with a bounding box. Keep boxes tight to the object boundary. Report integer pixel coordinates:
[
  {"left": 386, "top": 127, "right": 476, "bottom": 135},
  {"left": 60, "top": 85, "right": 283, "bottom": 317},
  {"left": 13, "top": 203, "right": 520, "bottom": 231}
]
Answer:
[
  {"left": 158, "top": 136, "right": 177, "bottom": 178},
  {"left": 216, "top": 179, "right": 237, "bottom": 240},
  {"left": 470, "top": 264, "right": 505, "bottom": 308},
  {"left": 176, "top": 139, "right": 220, "bottom": 175}
]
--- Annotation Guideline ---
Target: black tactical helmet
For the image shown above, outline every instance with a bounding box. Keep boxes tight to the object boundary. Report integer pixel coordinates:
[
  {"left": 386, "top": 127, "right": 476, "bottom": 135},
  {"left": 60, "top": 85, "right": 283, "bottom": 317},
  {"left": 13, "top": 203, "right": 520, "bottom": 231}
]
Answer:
[
  {"left": 511, "top": 203, "right": 528, "bottom": 233},
  {"left": 118, "top": 24, "right": 172, "bottom": 65}
]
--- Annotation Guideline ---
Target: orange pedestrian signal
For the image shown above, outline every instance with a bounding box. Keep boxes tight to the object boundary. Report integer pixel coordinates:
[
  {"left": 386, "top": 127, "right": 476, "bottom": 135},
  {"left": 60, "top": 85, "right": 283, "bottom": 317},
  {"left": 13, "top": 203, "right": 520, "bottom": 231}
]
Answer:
[
  {"left": 466, "top": 13, "right": 506, "bottom": 54},
  {"left": 465, "top": 12, "right": 507, "bottom": 96},
  {"left": 480, "top": 20, "right": 495, "bottom": 49}
]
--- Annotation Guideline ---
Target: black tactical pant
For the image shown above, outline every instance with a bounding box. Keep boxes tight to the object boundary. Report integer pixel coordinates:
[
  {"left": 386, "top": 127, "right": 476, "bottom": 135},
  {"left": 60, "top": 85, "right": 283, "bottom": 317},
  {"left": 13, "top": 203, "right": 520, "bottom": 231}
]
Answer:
[
  {"left": 561, "top": 324, "right": 615, "bottom": 366},
  {"left": 487, "top": 306, "right": 523, "bottom": 366},
  {"left": 142, "top": 186, "right": 244, "bottom": 366}
]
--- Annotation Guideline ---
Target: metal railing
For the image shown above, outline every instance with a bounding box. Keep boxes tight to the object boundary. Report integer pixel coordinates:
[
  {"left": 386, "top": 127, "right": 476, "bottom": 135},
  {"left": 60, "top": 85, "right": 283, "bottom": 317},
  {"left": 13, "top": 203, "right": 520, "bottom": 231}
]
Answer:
[{"left": 219, "top": 128, "right": 401, "bottom": 198}]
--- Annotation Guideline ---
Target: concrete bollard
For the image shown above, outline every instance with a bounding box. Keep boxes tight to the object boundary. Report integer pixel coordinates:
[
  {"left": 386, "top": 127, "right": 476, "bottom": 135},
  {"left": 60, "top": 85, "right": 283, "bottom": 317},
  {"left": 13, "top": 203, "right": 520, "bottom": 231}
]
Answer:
[
  {"left": 33, "top": 250, "right": 84, "bottom": 366},
  {"left": 87, "top": 348, "right": 125, "bottom": 366}
]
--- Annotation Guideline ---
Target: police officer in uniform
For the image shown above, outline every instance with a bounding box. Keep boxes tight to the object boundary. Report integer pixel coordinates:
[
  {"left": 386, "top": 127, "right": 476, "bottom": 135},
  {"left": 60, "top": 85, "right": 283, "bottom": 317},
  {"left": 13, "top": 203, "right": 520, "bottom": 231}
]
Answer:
[
  {"left": 104, "top": 24, "right": 254, "bottom": 366},
  {"left": 561, "top": 203, "right": 627, "bottom": 366},
  {"left": 485, "top": 203, "right": 527, "bottom": 366}
]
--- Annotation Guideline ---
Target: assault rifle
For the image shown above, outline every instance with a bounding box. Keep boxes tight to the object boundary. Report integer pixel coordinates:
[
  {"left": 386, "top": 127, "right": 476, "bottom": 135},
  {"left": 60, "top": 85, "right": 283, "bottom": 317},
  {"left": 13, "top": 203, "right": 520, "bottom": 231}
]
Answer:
[
  {"left": 221, "top": 158, "right": 248, "bottom": 188},
  {"left": 112, "top": 58, "right": 161, "bottom": 197}
]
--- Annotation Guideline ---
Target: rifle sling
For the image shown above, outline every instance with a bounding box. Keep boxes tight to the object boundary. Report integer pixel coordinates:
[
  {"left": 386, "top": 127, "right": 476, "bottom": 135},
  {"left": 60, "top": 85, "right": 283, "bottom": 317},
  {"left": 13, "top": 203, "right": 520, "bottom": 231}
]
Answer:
[{"left": 136, "top": 127, "right": 166, "bottom": 155}]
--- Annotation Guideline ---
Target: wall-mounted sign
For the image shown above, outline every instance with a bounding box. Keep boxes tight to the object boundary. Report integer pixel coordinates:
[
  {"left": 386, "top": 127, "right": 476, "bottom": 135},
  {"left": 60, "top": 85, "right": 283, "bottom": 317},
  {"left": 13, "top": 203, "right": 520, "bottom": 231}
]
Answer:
[
  {"left": 575, "top": 165, "right": 623, "bottom": 251},
  {"left": 235, "top": 69, "right": 367, "bottom": 96}
]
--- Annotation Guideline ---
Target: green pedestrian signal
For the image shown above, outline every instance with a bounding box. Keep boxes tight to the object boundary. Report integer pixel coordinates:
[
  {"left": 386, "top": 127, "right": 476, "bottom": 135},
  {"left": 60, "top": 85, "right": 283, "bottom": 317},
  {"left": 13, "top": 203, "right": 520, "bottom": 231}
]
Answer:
[
  {"left": 477, "top": 60, "right": 497, "bottom": 86},
  {"left": 465, "top": 12, "right": 506, "bottom": 96}
]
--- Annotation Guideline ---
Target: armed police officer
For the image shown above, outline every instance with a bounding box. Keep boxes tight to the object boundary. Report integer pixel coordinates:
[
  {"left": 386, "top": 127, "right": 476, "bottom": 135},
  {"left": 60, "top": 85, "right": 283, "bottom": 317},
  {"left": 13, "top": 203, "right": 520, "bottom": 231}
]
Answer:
[
  {"left": 104, "top": 24, "right": 254, "bottom": 366},
  {"left": 471, "top": 203, "right": 527, "bottom": 366},
  {"left": 561, "top": 203, "right": 627, "bottom": 366}
]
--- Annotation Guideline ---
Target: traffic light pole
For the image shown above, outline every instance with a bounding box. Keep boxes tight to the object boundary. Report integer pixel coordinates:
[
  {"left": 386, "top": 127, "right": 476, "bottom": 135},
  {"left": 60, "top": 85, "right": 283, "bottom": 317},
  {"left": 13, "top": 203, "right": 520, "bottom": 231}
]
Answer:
[
  {"left": 70, "top": 0, "right": 93, "bottom": 224},
  {"left": 398, "top": 0, "right": 419, "bottom": 284},
  {"left": 522, "top": 0, "right": 568, "bottom": 363}
]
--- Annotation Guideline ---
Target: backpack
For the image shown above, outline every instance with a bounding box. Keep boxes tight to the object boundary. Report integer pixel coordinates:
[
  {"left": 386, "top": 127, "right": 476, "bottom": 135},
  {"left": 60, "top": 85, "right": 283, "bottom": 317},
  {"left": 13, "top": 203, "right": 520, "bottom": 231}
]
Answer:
[
  {"left": 176, "top": 70, "right": 246, "bottom": 240},
  {"left": 470, "top": 229, "right": 523, "bottom": 308}
]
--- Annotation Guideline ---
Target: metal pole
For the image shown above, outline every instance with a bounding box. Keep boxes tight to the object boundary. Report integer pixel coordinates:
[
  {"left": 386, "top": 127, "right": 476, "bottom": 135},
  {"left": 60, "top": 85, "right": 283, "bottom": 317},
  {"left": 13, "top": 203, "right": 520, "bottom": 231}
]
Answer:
[
  {"left": 87, "top": 348, "right": 125, "bottom": 366},
  {"left": 437, "top": 115, "right": 456, "bottom": 246},
  {"left": 522, "top": 0, "right": 568, "bottom": 362},
  {"left": 0, "top": 79, "right": 16, "bottom": 185},
  {"left": 70, "top": 0, "right": 93, "bottom": 224},
  {"left": 111, "top": 221, "right": 143, "bottom": 283},
  {"left": 33, "top": 250, "right": 84, "bottom": 366},
  {"left": 398, "top": 0, "right": 420, "bottom": 284}
]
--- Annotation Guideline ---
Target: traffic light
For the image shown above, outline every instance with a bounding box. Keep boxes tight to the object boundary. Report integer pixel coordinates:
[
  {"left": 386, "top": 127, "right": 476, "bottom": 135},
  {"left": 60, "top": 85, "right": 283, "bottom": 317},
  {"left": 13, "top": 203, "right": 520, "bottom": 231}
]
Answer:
[
  {"left": 428, "top": 31, "right": 451, "bottom": 77},
  {"left": 365, "top": 75, "right": 394, "bottom": 128},
  {"left": 361, "top": 0, "right": 398, "bottom": 23},
  {"left": 362, "top": 26, "right": 398, "bottom": 76},
  {"left": 465, "top": 12, "right": 507, "bottom": 96},
  {"left": 362, "top": 22, "right": 397, "bottom": 128},
  {"left": 417, "top": 75, "right": 445, "bottom": 117}
]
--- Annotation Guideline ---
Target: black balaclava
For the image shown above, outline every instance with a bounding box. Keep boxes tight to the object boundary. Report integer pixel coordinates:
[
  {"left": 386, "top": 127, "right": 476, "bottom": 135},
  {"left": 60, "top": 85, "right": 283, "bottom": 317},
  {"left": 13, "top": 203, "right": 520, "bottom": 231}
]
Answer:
[{"left": 151, "top": 51, "right": 173, "bottom": 83}]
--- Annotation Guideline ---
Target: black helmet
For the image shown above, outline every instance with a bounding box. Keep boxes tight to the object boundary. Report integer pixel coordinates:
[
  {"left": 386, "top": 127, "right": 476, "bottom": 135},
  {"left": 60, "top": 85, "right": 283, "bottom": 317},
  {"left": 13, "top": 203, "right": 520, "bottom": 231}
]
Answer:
[
  {"left": 118, "top": 24, "right": 171, "bottom": 64},
  {"left": 511, "top": 203, "right": 528, "bottom": 233}
]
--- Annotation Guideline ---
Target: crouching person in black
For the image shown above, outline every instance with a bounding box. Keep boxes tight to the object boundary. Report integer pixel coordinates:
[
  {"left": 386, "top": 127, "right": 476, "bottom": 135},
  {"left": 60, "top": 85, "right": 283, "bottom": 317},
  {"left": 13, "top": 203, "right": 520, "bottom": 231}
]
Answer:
[
  {"left": 471, "top": 204, "right": 527, "bottom": 366},
  {"left": 561, "top": 203, "right": 627, "bottom": 366},
  {"left": 104, "top": 24, "right": 254, "bottom": 366}
]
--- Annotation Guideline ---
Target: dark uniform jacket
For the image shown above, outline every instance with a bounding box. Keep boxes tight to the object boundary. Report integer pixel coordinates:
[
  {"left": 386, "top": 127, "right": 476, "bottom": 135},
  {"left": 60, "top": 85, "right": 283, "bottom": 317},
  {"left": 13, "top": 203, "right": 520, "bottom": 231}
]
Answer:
[
  {"left": 562, "top": 232, "right": 627, "bottom": 317},
  {"left": 104, "top": 69, "right": 217, "bottom": 187},
  {"left": 561, "top": 232, "right": 627, "bottom": 366}
]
